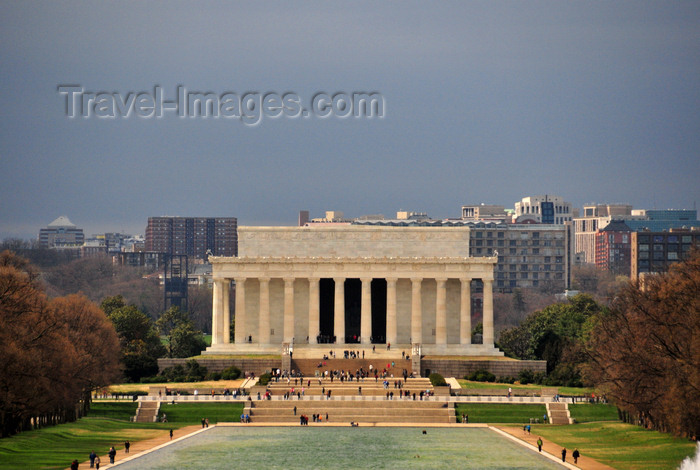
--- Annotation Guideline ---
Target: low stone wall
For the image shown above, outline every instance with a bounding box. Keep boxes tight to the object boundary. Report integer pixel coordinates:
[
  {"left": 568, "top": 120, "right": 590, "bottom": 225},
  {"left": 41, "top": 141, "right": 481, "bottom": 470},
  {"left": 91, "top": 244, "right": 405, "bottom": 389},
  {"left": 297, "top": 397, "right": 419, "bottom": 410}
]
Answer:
[
  {"left": 421, "top": 359, "right": 546, "bottom": 379},
  {"left": 157, "top": 358, "right": 281, "bottom": 376}
]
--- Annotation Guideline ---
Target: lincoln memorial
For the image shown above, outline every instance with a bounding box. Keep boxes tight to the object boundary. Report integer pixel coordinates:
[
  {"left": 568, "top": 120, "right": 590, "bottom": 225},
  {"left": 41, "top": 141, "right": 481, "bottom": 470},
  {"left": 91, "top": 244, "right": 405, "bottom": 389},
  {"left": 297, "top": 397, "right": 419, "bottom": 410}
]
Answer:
[{"left": 206, "top": 225, "right": 502, "bottom": 356}]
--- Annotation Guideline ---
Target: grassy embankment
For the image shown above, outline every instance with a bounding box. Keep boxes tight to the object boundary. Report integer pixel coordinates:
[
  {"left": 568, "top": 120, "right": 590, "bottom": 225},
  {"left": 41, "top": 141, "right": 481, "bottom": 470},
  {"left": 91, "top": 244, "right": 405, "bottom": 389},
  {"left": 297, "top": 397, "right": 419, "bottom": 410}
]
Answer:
[
  {"left": 531, "top": 422, "right": 697, "bottom": 470},
  {"left": 0, "top": 401, "right": 244, "bottom": 470}
]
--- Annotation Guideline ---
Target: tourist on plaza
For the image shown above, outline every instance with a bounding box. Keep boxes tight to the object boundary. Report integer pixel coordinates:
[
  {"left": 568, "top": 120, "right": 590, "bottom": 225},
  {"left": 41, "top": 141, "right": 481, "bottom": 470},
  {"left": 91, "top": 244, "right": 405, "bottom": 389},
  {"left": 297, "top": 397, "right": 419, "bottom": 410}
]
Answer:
[
  {"left": 94, "top": 456, "right": 100, "bottom": 470},
  {"left": 537, "top": 437, "right": 543, "bottom": 452},
  {"left": 170, "top": 429, "right": 174, "bottom": 439},
  {"left": 293, "top": 406, "right": 297, "bottom": 415},
  {"left": 561, "top": 448, "right": 567, "bottom": 462},
  {"left": 71, "top": 459, "right": 79, "bottom": 470},
  {"left": 89, "top": 450, "right": 96, "bottom": 467},
  {"left": 124, "top": 440, "right": 130, "bottom": 453},
  {"left": 572, "top": 448, "right": 580, "bottom": 464},
  {"left": 108, "top": 446, "right": 116, "bottom": 464}
]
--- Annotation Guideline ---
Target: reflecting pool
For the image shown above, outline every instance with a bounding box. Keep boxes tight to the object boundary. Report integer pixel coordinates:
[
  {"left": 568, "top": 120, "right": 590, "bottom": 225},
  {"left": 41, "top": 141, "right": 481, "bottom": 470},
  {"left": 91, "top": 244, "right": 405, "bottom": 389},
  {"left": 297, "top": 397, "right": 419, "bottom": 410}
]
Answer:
[{"left": 115, "top": 426, "right": 564, "bottom": 469}]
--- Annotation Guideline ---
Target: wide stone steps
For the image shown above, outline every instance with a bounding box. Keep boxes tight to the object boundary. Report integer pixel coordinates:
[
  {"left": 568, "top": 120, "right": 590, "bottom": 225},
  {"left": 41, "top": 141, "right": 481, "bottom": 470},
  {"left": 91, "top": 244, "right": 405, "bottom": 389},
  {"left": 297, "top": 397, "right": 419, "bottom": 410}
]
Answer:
[
  {"left": 134, "top": 400, "right": 159, "bottom": 423},
  {"left": 546, "top": 402, "right": 571, "bottom": 425},
  {"left": 250, "top": 397, "right": 453, "bottom": 424},
  {"left": 266, "top": 378, "right": 432, "bottom": 397},
  {"left": 291, "top": 357, "right": 412, "bottom": 377}
]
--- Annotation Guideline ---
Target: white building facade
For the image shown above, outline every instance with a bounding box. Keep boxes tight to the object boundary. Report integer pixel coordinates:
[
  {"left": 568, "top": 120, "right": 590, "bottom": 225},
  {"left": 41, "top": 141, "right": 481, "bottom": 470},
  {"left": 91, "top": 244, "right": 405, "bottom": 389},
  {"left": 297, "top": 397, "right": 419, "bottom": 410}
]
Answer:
[{"left": 207, "top": 225, "right": 501, "bottom": 356}]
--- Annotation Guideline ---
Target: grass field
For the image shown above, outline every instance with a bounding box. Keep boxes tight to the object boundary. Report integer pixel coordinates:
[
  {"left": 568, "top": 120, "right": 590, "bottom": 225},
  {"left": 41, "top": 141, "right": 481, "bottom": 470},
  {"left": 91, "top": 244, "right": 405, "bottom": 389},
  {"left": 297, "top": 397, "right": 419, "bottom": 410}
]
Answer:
[
  {"left": 457, "top": 379, "right": 594, "bottom": 396},
  {"left": 107, "top": 379, "right": 246, "bottom": 394},
  {"left": 88, "top": 402, "right": 138, "bottom": 421},
  {"left": 568, "top": 403, "right": 619, "bottom": 423},
  {"left": 158, "top": 402, "right": 245, "bottom": 424},
  {"left": 531, "top": 422, "right": 697, "bottom": 470},
  {"left": 455, "top": 403, "right": 547, "bottom": 423},
  {"left": 0, "top": 418, "right": 176, "bottom": 470},
  {"left": 0, "top": 402, "right": 245, "bottom": 469}
]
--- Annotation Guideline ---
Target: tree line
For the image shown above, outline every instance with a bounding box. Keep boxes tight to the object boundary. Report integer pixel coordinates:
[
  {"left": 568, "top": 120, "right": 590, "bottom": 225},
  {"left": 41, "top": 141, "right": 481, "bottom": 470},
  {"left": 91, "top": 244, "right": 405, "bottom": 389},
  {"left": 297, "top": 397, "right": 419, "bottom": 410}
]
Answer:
[
  {"left": 498, "top": 250, "right": 699, "bottom": 438},
  {"left": 0, "top": 251, "right": 208, "bottom": 438}
]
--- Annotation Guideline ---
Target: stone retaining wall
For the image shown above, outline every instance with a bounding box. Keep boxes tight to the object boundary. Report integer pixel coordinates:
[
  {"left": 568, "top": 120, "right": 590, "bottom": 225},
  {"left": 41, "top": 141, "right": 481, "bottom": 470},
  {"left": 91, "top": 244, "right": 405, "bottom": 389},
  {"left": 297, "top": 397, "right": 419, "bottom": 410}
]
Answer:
[
  {"left": 157, "top": 358, "right": 280, "bottom": 375},
  {"left": 421, "top": 359, "right": 546, "bottom": 379}
]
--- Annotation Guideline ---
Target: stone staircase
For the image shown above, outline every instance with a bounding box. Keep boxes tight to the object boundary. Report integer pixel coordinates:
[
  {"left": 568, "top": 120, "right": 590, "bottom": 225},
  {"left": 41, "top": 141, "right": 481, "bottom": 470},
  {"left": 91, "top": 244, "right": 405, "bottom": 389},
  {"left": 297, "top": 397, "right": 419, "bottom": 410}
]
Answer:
[
  {"left": 249, "top": 399, "right": 454, "bottom": 424},
  {"left": 290, "top": 357, "right": 412, "bottom": 378},
  {"left": 134, "top": 400, "right": 159, "bottom": 423},
  {"left": 266, "top": 376, "right": 432, "bottom": 398},
  {"left": 251, "top": 376, "right": 453, "bottom": 424},
  {"left": 546, "top": 402, "right": 572, "bottom": 424}
]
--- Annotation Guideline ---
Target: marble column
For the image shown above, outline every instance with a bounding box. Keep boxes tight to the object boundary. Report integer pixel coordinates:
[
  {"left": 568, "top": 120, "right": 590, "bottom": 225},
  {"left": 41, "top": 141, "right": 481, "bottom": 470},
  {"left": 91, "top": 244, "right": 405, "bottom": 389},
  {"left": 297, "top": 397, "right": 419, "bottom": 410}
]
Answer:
[
  {"left": 385, "top": 277, "right": 397, "bottom": 346},
  {"left": 211, "top": 279, "right": 223, "bottom": 345},
  {"left": 258, "top": 277, "right": 270, "bottom": 344},
  {"left": 308, "top": 278, "right": 320, "bottom": 344},
  {"left": 460, "top": 279, "right": 472, "bottom": 345},
  {"left": 435, "top": 278, "right": 447, "bottom": 345},
  {"left": 222, "top": 280, "right": 230, "bottom": 344},
  {"left": 411, "top": 278, "right": 422, "bottom": 344},
  {"left": 482, "top": 278, "right": 494, "bottom": 346},
  {"left": 360, "top": 278, "right": 372, "bottom": 344},
  {"left": 234, "top": 278, "right": 246, "bottom": 344},
  {"left": 334, "top": 277, "right": 345, "bottom": 344},
  {"left": 283, "top": 278, "right": 295, "bottom": 343}
]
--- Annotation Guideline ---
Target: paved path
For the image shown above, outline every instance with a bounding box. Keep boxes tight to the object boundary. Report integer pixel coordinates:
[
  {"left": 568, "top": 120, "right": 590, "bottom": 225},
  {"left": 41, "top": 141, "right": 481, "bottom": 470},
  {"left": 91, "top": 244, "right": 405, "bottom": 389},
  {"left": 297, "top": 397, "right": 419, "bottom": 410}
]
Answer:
[{"left": 495, "top": 426, "right": 615, "bottom": 470}]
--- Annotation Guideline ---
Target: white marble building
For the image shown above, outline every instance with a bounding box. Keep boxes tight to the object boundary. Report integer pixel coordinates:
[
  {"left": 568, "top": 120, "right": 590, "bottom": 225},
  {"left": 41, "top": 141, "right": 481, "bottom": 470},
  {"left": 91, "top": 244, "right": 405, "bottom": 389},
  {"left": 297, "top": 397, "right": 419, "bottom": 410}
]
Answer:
[{"left": 206, "top": 225, "right": 502, "bottom": 356}]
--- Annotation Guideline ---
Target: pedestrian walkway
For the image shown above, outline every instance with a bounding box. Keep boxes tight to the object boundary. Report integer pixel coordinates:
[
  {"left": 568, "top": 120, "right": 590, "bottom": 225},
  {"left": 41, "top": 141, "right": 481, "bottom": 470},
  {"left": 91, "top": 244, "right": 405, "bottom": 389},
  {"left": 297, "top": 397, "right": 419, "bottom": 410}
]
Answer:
[{"left": 494, "top": 426, "right": 615, "bottom": 470}]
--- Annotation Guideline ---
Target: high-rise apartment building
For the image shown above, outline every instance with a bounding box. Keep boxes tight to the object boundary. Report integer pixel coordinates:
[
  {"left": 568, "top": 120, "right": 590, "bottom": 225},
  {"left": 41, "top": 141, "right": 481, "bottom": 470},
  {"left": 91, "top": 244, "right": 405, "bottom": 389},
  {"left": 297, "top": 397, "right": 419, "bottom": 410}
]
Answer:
[{"left": 145, "top": 217, "right": 238, "bottom": 260}]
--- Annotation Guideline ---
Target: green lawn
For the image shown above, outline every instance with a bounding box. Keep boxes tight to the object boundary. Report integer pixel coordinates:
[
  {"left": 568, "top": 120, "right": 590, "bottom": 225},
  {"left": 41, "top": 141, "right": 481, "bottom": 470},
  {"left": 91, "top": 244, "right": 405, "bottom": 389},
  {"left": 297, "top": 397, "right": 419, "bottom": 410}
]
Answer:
[
  {"left": 532, "top": 422, "right": 697, "bottom": 470},
  {"left": 0, "top": 418, "right": 177, "bottom": 470},
  {"left": 158, "top": 402, "right": 245, "bottom": 424},
  {"left": 88, "top": 402, "right": 138, "bottom": 421},
  {"left": 0, "top": 401, "right": 245, "bottom": 470},
  {"left": 457, "top": 380, "right": 594, "bottom": 396},
  {"left": 568, "top": 403, "right": 619, "bottom": 423},
  {"left": 455, "top": 404, "right": 546, "bottom": 423}
]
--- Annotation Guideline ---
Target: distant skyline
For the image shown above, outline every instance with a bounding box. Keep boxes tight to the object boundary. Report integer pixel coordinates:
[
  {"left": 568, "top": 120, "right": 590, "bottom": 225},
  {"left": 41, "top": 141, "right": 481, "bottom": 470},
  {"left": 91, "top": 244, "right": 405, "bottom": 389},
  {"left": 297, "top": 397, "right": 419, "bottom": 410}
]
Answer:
[{"left": 1, "top": 2, "right": 699, "bottom": 240}]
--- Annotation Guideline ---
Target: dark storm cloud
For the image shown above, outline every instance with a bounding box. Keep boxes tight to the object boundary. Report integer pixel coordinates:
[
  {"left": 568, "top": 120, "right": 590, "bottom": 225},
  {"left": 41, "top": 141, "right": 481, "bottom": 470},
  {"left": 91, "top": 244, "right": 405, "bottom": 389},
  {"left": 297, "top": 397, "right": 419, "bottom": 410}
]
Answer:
[{"left": 1, "top": 1, "right": 698, "bottom": 237}]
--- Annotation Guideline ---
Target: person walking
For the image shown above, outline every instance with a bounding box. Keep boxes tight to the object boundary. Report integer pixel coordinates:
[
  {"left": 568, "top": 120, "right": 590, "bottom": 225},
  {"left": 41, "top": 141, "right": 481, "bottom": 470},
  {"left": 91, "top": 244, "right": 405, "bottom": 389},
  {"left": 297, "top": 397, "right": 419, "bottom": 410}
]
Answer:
[
  {"left": 572, "top": 448, "right": 580, "bottom": 464},
  {"left": 536, "top": 437, "right": 543, "bottom": 452},
  {"left": 94, "top": 456, "right": 100, "bottom": 470},
  {"left": 293, "top": 406, "right": 297, "bottom": 416},
  {"left": 89, "top": 451, "right": 96, "bottom": 468},
  {"left": 124, "top": 440, "right": 130, "bottom": 453},
  {"left": 170, "top": 429, "right": 174, "bottom": 439},
  {"left": 108, "top": 446, "right": 116, "bottom": 464},
  {"left": 71, "top": 459, "right": 79, "bottom": 470},
  {"left": 561, "top": 448, "right": 567, "bottom": 462}
]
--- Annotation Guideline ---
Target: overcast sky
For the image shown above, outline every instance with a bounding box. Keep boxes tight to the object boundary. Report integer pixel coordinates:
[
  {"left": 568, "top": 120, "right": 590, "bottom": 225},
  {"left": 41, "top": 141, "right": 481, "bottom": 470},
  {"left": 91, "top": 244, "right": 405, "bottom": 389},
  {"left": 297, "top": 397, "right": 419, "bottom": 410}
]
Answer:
[{"left": 1, "top": 1, "right": 699, "bottom": 238}]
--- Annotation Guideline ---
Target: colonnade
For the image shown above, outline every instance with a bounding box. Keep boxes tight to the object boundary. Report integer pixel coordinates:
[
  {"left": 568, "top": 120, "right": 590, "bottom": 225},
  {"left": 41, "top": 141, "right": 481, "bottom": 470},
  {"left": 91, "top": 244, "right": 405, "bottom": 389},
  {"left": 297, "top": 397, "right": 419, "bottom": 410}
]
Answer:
[{"left": 210, "top": 276, "right": 494, "bottom": 348}]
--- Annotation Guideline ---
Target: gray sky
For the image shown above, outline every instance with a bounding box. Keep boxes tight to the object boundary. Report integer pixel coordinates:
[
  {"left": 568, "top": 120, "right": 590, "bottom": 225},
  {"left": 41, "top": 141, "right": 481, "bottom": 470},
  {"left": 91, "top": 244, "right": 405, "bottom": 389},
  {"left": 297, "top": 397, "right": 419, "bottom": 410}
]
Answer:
[{"left": 1, "top": 1, "right": 699, "bottom": 238}]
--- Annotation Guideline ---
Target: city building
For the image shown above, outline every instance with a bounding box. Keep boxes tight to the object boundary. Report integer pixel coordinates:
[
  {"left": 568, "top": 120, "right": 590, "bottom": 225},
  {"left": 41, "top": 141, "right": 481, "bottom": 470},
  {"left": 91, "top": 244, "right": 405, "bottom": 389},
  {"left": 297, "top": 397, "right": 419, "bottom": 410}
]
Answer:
[
  {"left": 630, "top": 228, "right": 700, "bottom": 281},
  {"left": 575, "top": 207, "right": 700, "bottom": 266},
  {"left": 574, "top": 204, "right": 634, "bottom": 264},
  {"left": 462, "top": 221, "right": 574, "bottom": 292},
  {"left": 460, "top": 204, "right": 508, "bottom": 222},
  {"left": 38, "top": 216, "right": 84, "bottom": 248},
  {"left": 207, "top": 225, "right": 502, "bottom": 357},
  {"left": 145, "top": 217, "right": 238, "bottom": 260},
  {"left": 595, "top": 220, "right": 632, "bottom": 276},
  {"left": 514, "top": 195, "right": 574, "bottom": 225}
]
